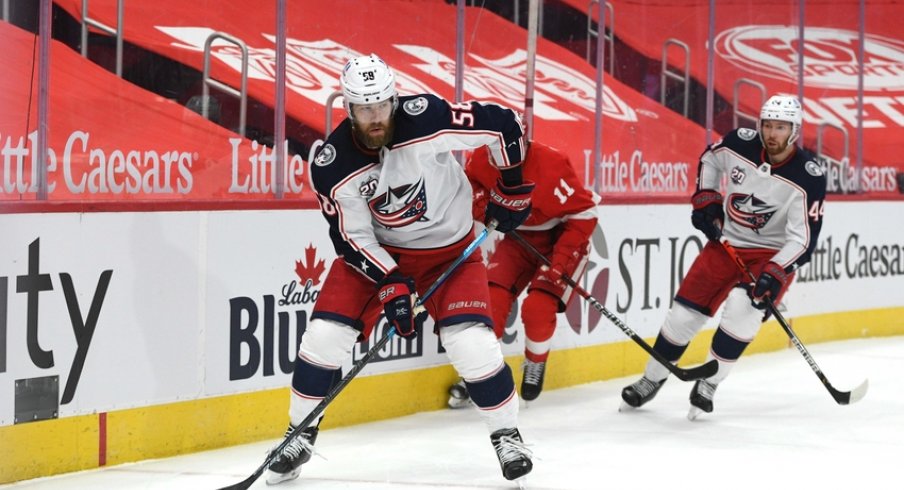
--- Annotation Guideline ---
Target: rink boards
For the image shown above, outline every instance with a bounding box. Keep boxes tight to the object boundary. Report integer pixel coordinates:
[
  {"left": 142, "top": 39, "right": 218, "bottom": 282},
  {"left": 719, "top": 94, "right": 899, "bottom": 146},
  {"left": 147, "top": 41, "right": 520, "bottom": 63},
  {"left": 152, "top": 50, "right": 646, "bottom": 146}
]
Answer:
[{"left": 2, "top": 201, "right": 903, "bottom": 482}]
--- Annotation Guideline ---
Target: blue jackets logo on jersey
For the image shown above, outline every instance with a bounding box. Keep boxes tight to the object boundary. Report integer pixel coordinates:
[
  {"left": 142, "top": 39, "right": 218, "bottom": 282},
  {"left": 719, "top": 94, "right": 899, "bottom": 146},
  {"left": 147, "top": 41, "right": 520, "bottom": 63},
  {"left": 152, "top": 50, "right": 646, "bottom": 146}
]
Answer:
[
  {"left": 727, "top": 193, "right": 776, "bottom": 231},
  {"left": 737, "top": 128, "right": 757, "bottom": 141},
  {"left": 805, "top": 160, "right": 825, "bottom": 177},
  {"left": 403, "top": 96, "right": 429, "bottom": 115},
  {"left": 368, "top": 177, "right": 430, "bottom": 228},
  {"left": 314, "top": 144, "right": 336, "bottom": 166}
]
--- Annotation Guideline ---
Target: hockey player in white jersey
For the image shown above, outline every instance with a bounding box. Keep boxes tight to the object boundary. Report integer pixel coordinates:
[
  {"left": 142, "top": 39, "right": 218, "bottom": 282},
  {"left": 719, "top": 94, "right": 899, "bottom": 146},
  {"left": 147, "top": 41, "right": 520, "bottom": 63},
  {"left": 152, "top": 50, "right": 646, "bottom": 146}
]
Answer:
[
  {"left": 620, "top": 94, "right": 826, "bottom": 419},
  {"left": 267, "top": 54, "right": 535, "bottom": 484}
]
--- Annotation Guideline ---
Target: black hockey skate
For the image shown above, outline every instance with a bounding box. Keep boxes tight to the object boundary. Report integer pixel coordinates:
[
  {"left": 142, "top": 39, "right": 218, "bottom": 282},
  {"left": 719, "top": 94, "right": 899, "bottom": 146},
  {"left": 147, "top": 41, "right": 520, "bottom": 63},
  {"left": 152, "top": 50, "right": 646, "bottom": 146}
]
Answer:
[
  {"left": 687, "top": 379, "right": 718, "bottom": 420},
  {"left": 620, "top": 376, "right": 667, "bottom": 410},
  {"left": 521, "top": 360, "right": 546, "bottom": 401},
  {"left": 266, "top": 424, "right": 319, "bottom": 484},
  {"left": 447, "top": 379, "right": 471, "bottom": 409},
  {"left": 490, "top": 428, "right": 533, "bottom": 481}
]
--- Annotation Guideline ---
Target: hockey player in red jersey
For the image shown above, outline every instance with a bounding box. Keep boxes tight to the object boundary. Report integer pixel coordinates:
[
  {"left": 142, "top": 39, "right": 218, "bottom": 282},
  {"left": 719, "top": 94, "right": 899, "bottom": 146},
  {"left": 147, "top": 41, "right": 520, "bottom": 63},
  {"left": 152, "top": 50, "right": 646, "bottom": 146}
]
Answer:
[
  {"left": 620, "top": 94, "right": 826, "bottom": 420},
  {"left": 267, "top": 54, "right": 535, "bottom": 484},
  {"left": 448, "top": 141, "right": 599, "bottom": 407}
]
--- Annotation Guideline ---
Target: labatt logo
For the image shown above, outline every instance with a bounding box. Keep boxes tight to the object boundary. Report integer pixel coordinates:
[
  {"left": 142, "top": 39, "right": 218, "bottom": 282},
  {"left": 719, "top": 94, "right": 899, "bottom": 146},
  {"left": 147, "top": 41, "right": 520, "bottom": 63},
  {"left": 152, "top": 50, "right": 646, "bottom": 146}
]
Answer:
[
  {"left": 228, "top": 244, "right": 325, "bottom": 380},
  {"left": 716, "top": 26, "right": 904, "bottom": 91},
  {"left": 282, "top": 244, "right": 326, "bottom": 305}
]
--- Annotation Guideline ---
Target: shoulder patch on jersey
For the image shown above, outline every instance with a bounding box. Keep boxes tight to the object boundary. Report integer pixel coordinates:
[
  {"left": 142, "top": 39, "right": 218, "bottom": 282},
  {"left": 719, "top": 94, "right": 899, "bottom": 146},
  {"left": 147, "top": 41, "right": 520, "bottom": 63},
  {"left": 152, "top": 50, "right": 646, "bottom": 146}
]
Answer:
[
  {"left": 314, "top": 144, "right": 336, "bottom": 167},
  {"left": 402, "top": 96, "right": 429, "bottom": 116},
  {"left": 805, "top": 160, "right": 824, "bottom": 177},
  {"left": 737, "top": 128, "right": 757, "bottom": 141}
]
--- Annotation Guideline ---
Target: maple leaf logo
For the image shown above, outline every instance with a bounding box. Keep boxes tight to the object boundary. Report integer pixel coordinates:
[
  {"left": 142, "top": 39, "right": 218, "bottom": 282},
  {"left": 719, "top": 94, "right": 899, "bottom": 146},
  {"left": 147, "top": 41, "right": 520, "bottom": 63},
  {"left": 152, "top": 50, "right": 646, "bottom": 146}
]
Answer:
[{"left": 295, "top": 244, "right": 326, "bottom": 286}]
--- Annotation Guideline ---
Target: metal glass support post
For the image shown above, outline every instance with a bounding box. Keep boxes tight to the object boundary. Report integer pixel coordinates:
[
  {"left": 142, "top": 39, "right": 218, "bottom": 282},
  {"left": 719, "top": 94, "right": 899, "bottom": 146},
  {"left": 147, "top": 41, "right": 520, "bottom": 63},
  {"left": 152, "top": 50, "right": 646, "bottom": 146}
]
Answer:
[
  {"left": 705, "top": 0, "right": 715, "bottom": 146},
  {"left": 274, "top": 0, "right": 287, "bottom": 198}
]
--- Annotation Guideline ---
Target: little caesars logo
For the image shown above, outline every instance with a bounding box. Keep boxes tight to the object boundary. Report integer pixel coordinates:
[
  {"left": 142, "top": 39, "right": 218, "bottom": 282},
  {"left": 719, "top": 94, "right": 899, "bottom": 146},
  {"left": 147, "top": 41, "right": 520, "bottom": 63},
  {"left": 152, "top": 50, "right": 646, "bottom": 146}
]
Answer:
[{"left": 715, "top": 26, "right": 904, "bottom": 90}]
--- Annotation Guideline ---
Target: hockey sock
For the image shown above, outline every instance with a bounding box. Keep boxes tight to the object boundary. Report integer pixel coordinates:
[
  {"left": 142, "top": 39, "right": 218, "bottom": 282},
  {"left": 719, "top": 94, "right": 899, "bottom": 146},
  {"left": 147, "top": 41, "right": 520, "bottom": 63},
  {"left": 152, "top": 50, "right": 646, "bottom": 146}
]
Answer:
[
  {"left": 466, "top": 363, "right": 517, "bottom": 409},
  {"left": 522, "top": 290, "right": 557, "bottom": 362},
  {"left": 707, "top": 326, "right": 751, "bottom": 384},
  {"left": 466, "top": 363, "right": 519, "bottom": 432},
  {"left": 288, "top": 357, "right": 339, "bottom": 426},
  {"left": 644, "top": 333, "right": 689, "bottom": 381}
]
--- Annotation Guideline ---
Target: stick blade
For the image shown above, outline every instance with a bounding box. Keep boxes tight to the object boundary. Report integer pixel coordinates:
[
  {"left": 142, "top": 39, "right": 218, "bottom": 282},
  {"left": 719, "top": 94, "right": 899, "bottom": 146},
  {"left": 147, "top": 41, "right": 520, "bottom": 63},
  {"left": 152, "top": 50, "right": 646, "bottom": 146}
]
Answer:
[
  {"left": 832, "top": 378, "right": 869, "bottom": 405},
  {"left": 674, "top": 359, "right": 719, "bottom": 381},
  {"left": 217, "top": 467, "right": 264, "bottom": 490}
]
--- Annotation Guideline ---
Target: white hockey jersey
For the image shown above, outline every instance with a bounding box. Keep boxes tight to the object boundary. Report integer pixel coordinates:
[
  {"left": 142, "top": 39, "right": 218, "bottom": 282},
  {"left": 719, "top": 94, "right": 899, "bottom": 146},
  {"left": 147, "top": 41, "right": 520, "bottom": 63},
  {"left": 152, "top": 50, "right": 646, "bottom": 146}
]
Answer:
[
  {"left": 697, "top": 128, "right": 827, "bottom": 270},
  {"left": 310, "top": 94, "right": 524, "bottom": 284}
]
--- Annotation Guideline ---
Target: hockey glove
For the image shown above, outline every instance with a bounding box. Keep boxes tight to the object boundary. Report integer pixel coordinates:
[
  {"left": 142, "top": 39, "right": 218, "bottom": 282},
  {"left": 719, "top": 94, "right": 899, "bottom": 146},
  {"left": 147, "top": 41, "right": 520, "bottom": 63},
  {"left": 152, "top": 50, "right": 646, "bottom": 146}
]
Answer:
[
  {"left": 470, "top": 181, "right": 490, "bottom": 222},
  {"left": 378, "top": 273, "right": 427, "bottom": 337},
  {"left": 749, "top": 262, "right": 790, "bottom": 309},
  {"left": 485, "top": 179, "right": 535, "bottom": 233},
  {"left": 544, "top": 249, "right": 582, "bottom": 286},
  {"left": 690, "top": 189, "right": 724, "bottom": 242}
]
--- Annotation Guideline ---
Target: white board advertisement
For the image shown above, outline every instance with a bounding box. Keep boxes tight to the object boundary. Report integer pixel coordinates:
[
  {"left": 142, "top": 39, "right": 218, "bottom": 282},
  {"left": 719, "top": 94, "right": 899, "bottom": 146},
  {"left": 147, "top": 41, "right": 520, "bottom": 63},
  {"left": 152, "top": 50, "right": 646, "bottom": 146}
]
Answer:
[{"left": 1, "top": 201, "right": 902, "bottom": 425}]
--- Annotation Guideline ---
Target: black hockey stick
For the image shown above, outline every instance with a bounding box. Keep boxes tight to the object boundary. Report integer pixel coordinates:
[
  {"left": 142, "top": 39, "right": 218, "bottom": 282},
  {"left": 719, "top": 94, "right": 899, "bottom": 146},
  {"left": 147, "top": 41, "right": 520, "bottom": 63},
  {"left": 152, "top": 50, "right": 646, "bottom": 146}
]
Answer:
[
  {"left": 719, "top": 239, "right": 868, "bottom": 405},
  {"left": 219, "top": 223, "right": 497, "bottom": 490},
  {"left": 509, "top": 231, "right": 718, "bottom": 382}
]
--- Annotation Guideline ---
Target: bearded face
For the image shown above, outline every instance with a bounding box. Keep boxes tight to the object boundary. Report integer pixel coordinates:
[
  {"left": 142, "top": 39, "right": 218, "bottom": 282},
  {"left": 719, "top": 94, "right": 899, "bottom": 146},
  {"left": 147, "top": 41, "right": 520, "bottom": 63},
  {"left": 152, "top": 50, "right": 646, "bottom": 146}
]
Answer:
[
  {"left": 761, "top": 120, "right": 793, "bottom": 158},
  {"left": 350, "top": 100, "right": 395, "bottom": 149}
]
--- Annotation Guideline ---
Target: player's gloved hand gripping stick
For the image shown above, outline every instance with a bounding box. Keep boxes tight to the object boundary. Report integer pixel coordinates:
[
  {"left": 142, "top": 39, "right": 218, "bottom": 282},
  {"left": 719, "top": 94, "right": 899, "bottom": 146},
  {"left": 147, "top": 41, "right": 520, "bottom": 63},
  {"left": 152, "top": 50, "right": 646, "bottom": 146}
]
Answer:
[
  {"left": 219, "top": 222, "right": 498, "bottom": 490},
  {"left": 510, "top": 231, "right": 718, "bottom": 382},
  {"left": 720, "top": 239, "right": 868, "bottom": 406}
]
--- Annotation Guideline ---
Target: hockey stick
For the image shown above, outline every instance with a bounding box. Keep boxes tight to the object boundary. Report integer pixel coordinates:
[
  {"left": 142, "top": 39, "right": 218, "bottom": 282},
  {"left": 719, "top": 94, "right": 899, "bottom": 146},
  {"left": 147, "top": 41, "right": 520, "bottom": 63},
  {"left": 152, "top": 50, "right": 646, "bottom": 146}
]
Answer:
[
  {"left": 219, "top": 223, "right": 497, "bottom": 490},
  {"left": 719, "top": 239, "right": 868, "bottom": 405},
  {"left": 509, "top": 231, "right": 718, "bottom": 382}
]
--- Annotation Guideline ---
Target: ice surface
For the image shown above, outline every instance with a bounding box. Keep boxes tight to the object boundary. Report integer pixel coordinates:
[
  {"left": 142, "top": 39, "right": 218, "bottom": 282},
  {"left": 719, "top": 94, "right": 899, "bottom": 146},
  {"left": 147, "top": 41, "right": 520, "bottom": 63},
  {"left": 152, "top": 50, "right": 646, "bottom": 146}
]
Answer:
[{"left": 4, "top": 336, "right": 900, "bottom": 490}]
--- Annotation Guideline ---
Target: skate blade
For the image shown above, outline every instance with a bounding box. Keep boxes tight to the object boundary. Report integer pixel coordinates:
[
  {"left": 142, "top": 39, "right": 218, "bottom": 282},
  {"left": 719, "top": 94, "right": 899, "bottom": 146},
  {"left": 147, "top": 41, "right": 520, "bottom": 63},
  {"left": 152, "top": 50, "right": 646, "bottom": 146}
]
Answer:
[
  {"left": 266, "top": 467, "right": 301, "bottom": 485},
  {"left": 618, "top": 401, "right": 637, "bottom": 412},
  {"left": 687, "top": 406, "right": 704, "bottom": 421},
  {"left": 514, "top": 476, "right": 528, "bottom": 489}
]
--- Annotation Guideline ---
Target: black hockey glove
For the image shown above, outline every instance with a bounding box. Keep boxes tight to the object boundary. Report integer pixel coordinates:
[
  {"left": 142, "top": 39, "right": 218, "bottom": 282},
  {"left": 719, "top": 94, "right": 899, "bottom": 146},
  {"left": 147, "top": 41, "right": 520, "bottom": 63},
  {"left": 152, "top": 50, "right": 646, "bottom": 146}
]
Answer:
[
  {"left": 485, "top": 179, "right": 535, "bottom": 233},
  {"left": 749, "top": 261, "right": 790, "bottom": 309},
  {"left": 690, "top": 189, "right": 724, "bottom": 242},
  {"left": 378, "top": 273, "right": 427, "bottom": 337}
]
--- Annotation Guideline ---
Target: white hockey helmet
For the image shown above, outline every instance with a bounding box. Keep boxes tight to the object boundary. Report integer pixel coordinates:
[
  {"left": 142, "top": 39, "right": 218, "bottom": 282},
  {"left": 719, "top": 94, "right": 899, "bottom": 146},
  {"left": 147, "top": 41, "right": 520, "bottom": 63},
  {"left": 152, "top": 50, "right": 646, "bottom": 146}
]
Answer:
[
  {"left": 758, "top": 94, "right": 803, "bottom": 146},
  {"left": 340, "top": 54, "right": 398, "bottom": 118}
]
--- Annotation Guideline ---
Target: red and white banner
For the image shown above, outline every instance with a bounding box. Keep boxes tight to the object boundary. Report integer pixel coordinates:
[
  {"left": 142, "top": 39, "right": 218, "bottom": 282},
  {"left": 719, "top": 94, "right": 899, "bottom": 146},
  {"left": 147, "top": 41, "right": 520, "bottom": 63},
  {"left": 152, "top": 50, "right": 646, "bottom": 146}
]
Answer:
[
  {"left": 0, "top": 21, "right": 313, "bottom": 204},
  {"left": 53, "top": 0, "right": 712, "bottom": 200},
  {"left": 568, "top": 0, "right": 904, "bottom": 195}
]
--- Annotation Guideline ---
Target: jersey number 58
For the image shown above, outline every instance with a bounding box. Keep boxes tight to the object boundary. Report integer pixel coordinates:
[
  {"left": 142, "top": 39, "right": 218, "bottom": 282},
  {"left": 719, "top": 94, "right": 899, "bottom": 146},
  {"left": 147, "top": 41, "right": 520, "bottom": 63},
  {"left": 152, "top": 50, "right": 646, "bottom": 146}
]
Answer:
[{"left": 449, "top": 101, "right": 475, "bottom": 127}]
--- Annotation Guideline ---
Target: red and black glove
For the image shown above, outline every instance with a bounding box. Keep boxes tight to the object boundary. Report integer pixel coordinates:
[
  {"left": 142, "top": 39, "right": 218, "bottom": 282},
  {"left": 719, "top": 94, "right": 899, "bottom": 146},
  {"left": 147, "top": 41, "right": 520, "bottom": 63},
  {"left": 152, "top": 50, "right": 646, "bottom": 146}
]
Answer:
[
  {"left": 690, "top": 189, "right": 724, "bottom": 242},
  {"left": 378, "top": 273, "right": 427, "bottom": 337},
  {"left": 485, "top": 179, "right": 535, "bottom": 233},
  {"left": 749, "top": 262, "right": 790, "bottom": 309}
]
